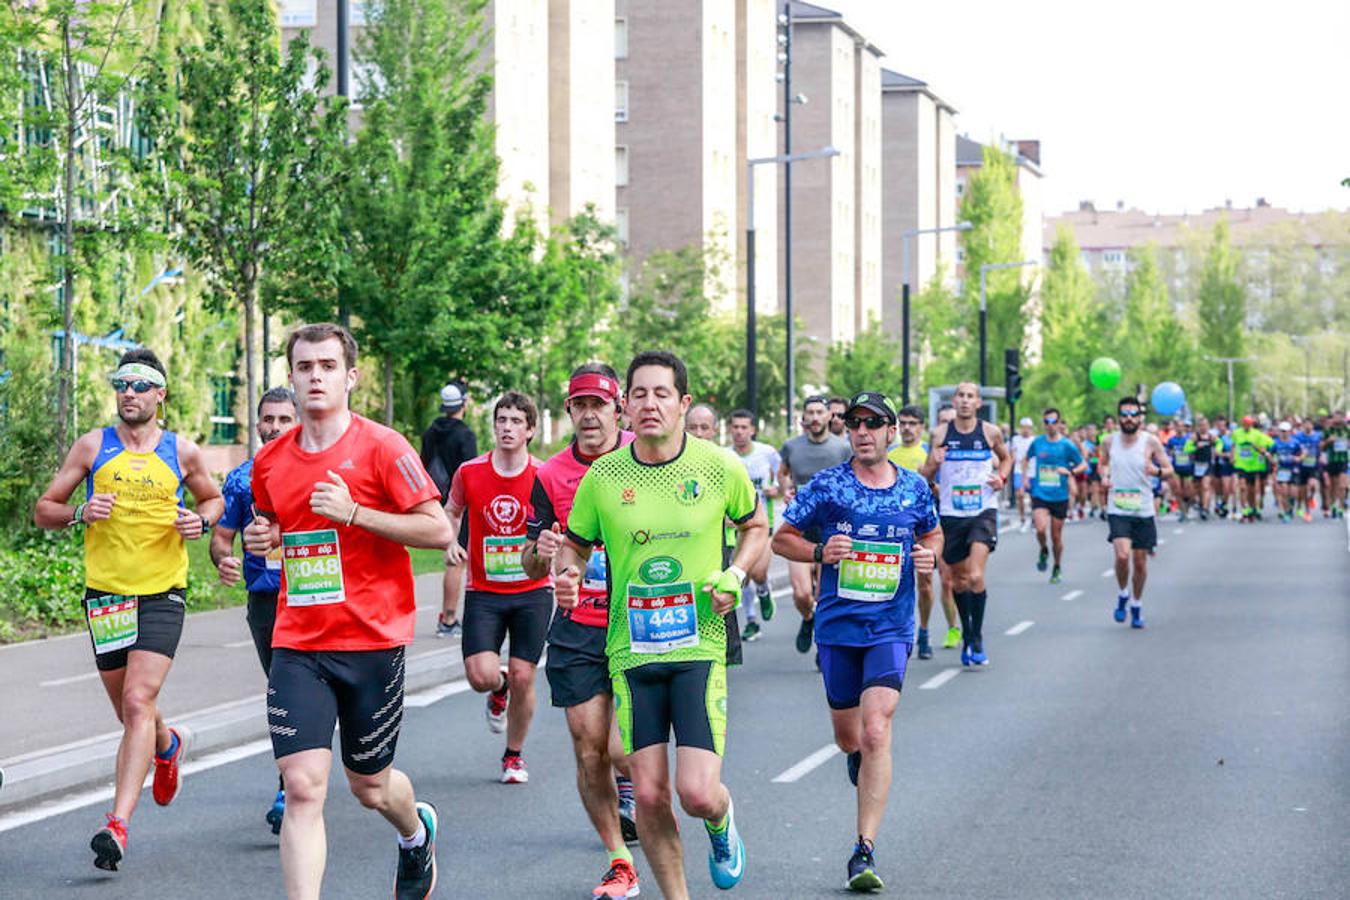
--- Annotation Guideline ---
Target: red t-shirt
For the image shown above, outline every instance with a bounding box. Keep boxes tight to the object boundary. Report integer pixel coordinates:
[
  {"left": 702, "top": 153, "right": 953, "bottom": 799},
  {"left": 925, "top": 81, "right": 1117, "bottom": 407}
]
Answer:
[
  {"left": 252, "top": 414, "right": 440, "bottom": 651},
  {"left": 450, "top": 452, "right": 552, "bottom": 594},
  {"left": 526, "top": 432, "right": 634, "bottom": 628}
]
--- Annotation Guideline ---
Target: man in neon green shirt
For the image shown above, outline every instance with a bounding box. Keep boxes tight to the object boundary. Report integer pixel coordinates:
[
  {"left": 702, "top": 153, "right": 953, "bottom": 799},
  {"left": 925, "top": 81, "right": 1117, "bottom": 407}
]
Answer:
[
  {"left": 556, "top": 350, "right": 768, "bottom": 899},
  {"left": 1231, "top": 415, "right": 1274, "bottom": 521}
]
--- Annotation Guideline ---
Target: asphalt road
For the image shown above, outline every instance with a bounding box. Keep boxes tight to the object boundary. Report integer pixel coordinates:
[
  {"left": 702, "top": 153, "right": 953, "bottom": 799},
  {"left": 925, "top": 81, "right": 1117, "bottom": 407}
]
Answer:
[{"left": 2, "top": 512, "right": 1347, "bottom": 899}]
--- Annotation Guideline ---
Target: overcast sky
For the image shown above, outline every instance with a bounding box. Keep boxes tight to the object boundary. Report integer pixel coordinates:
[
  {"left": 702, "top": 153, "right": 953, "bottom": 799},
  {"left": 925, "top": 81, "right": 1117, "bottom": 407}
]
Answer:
[{"left": 823, "top": 0, "right": 1349, "bottom": 216}]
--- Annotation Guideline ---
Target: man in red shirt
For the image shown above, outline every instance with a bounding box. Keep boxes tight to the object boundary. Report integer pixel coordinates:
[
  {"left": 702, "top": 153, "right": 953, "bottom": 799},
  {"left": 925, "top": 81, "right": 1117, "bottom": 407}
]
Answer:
[
  {"left": 521, "top": 364, "right": 640, "bottom": 899},
  {"left": 445, "top": 391, "right": 552, "bottom": 784},
  {"left": 244, "top": 323, "right": 450, "bottom": 900}
]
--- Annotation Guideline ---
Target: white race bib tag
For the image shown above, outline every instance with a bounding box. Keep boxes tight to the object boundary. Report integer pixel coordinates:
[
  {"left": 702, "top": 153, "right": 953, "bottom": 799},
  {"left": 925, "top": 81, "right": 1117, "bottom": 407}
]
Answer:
[
  {"left": 837, "top": 541, "right": 904, "bottom": 603},
  {"left": 483, "top": 536, "right": 527, "bottom": 582},
  {"left": 282, "top": 529, "right": 345, "bottom": 606},
  {"left": 626, "top": 583, "right": 698, "bottom": 654},
  {"left": 88, "top": 594, "right": 138, "bottom": 655}
]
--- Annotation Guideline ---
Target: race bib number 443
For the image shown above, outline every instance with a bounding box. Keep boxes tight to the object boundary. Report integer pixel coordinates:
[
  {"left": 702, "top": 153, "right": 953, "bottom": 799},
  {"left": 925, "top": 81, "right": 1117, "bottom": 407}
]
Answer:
[
  {"left": 837, "top": 541, "right": 904, "bottom": 603},
  {"left": 626, "top": 583, "right": 698, "bottom": 654},
  {"left": 87, "top": 594, "right": 138, "bottom": 655},
  {"left": 282, "top": 529, "right": 345, "bottom": 606}
]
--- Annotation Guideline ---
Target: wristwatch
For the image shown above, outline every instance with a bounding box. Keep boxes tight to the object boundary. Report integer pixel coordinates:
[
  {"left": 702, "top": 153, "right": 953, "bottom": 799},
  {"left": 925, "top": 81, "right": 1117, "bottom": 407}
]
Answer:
[
  {"left": 199, "top": 514, "right": 211, "bottom": 535},
  {"left": 812, "top": 543, "right": 824, "bottom": 563}
]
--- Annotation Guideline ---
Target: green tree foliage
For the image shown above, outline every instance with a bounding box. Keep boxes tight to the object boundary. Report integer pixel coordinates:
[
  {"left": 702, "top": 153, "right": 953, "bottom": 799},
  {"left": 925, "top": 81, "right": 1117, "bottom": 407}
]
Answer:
[
  {"left": 1025, "top": 227, "right": 1106, "bottom": 423},
  {"left": 826, "top": 318, "right": 902, "bottom": 400},
  {"left": 959, "top": 144, "right": 1028, "bottom": 384},
  {"left": 1196, "top": 220, "right": 1250, "bottom": 411},
  {"left": 1120, "top": 244, "right": 1196, "bottom": 405},
  {"left": 911, "top": 265, "right": 962, "bottom": 398}
]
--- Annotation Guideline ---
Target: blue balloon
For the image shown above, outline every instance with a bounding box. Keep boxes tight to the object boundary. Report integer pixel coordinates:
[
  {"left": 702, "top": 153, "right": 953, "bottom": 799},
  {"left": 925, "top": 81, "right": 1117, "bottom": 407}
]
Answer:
[{"left": 1151, "top": 381, "right": 1186, "bottom": 417}]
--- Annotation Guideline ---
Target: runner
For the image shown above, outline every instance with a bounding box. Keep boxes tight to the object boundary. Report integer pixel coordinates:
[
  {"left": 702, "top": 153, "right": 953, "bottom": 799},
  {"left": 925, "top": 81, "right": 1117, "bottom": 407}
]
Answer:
[
  {"left": 1084, "top": 423, "right": 1105, "bottom": 519},
  {"left": 1165, "top": 419, "right": 1195, "bottom": 522},
  {"left": 771, "top": 392, "right": 942, "bottom": 892},
  {"left": 211, "top": 386, "right": 298, "bottom": 835},
  {"left": 1295, "top": 417, "right": 1322, "bottom": 522},
  {"left": 686, "top": 403, "right": 719, "bottom": 442},
  {"left": 779, "top": 395, "right": 852, "bottom": 656},
  {"left": 1271, "top": 422, "right": 1304, "bottom": 522},
  {"left": 1098, "top": 396, "right": 1172, "bottom": 629},
  {"left": 34, "top": 348, "right": 224, "bottom": 872},
  {"left": 685, "top": 406, "right": 747, "bottom": 667},
  {"left": 1321, "top": 412, "right": 1348, "bottom": 518},
  {"left": 1024, "top": 408, "right": 1085, "bottom": 584},
  {"left": 888, "top": 404, "right": 958, "bottom": 659},
  {"left": 241, "top": 323, "right": 448, "bottom": 900},
  {"left": 1232, "top": 415, "right": 1274, "bottom": 522},
  {"left": 520, "top": 364, "right": 641, "bottom": 899},
  {"left": 1183, "top": 416, "right": 1216, "bottom": 520},
  {"left": 554, "top": 350, "right": 768, "bottom": 899},
  {"left": 728, "top": 409, "right": 782, "bottom": 642},
  {"left": 1009, "top": 417, "right": 1035, "bottom": 531},
  {"left": 828, "top": 397, "right": 849, "bottom": 437},
  {"left": 445, "top": 391, "right": 552, "bottom": 784},
  {"left": 1213, "top": 416, "right": 1235, "bottom": 518},
  {"left": 919, "top": 382, "right": 1012, "bottom": 668},
  {"left": 421, "top": 382, "right": 477, "bottom": 638}
]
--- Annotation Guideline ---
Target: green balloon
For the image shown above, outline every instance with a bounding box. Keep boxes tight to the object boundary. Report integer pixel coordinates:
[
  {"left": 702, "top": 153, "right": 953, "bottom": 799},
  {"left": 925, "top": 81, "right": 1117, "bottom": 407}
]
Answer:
[{"left": 1090, "top": 357, "right": 1122, "bottom": 391}]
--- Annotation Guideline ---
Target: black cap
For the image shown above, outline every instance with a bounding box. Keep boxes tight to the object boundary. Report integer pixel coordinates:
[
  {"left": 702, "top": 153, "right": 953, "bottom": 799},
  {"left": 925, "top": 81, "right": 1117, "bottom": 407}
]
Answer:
[{"left": 846, "top": 391, "right": 897, "bottom": 424}]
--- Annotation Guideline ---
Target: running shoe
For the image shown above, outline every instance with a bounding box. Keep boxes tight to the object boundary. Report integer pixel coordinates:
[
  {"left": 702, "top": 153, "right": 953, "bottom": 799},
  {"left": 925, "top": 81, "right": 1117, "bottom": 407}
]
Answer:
[
  {"left": 706, "top": 798, "right": 746, "bottom": 890},
  {"left": 942, "top": 626, "right": 961, "bottom": 649},
  {"left": 91, "top": 813, "right": 127, "bottom": 871},
  {"left": 758, "top": 587, "right": 775, "bottom": 621},
  {"left": 501, "top": 754, "right": 529, "bottom": 784},
  {"left": 1050, "top": 566, "right": 1062, "bottom": 585},
  {"left": 592, "top": 858, "right": 640, "bottom": 899},
  {"left": 846, "top": 840, "right": 884, "bottom": 893},
  {"left": 969, "top": 641, "right": 989, "bottom": 667},
  {"left": 916, "top": 628, "right": 932, "bottom": 660},
  {"left": 847, "top": 750, "right": 861, "bottom": 787},
  {"left": 1304, "top": 509, "right": 1313, "bottom": 523},
  {"left": 152, "top": 726, "right": 191, "bottom": 806},
  {"left": 1114, "top": 593, "right": 1129, "bottom": 623},
  {"left": 394, "top": 801, "right": 437, "bottom": 900},
  {"left": 266, "top": 789, "right": 285, "bottom": 835},
  {"left": 435, "top": 615, "right": 461, "bottom": 639},
  {"left": 960, "top": 643, "right": 972, "bottom": 668},
  {"left": 1018, "top": 518, "right": 1030, "bottom": 533},
  {"left": 795, "top": 617, "right": 814, "bottom": 654},
  {"left": 1036, "top": 548, "right": 1049, "bottom": 572},
  {"left": 486, "top": 668, "right": 509, "bottom": 734},
  {"left": 742, "top": 620, "right": 762, "bottom": 642},
  {"left": 1199, "top": 508, "right": 1209, "bottom": 521},
  {"left": 1130, "top": 607, "right": 1145, "bottom": 629}
]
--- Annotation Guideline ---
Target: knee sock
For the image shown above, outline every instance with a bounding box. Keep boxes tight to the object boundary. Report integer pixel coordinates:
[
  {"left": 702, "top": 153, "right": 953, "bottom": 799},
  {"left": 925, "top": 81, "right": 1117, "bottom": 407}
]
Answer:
[
  {"left": 954, "top": 591, "right": 974, "bottom": 642},
  {"left": 970, "top": 590, "right": 988, "bottom": 642}
]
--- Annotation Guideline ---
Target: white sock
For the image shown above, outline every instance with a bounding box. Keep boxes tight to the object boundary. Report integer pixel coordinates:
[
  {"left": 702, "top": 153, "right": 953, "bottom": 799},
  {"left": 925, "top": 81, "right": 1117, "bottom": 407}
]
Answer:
[
  {"left": 1117, "top": 589, "right": 1130, "bottom": 601},
  {"left": 398, "top": 823, "right": 426, "bottom": 849},
  {"left": 1129, "top": 600, "right": 1142, "bottom": 610}
]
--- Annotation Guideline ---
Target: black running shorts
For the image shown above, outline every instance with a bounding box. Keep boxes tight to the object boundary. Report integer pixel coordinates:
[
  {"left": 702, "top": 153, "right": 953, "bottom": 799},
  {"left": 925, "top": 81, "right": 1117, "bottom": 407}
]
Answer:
[
  {"left": 613, "top": 660, "right": 727, "bottom": 757},
  {"left": 544, "top": 610, "right": 610, "bottom": 709},
  {"left": 267, "top": 647, "right": 406, "bottom": 775},
  {"left": 84, "top": 588, "right": 186, "bottom": 672},
  {"left": 1106, "top": 515, "right": 1157, "bottom": 551},
  {"left": 940, "top": 510, "right": 999, "bottom": 565},
  {"left": 462, "top": 587, "right": 553, "bottom": 663},
  {"left": 1031, "top": 497, "right": 1069, "bottom": 520}
]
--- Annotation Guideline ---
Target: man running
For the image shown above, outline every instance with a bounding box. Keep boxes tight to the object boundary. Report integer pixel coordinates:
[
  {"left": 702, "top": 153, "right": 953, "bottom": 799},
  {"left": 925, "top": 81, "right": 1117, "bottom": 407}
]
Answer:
[
  {"left": 1184, "top": 417, "right": 1217, "bottom": 520},
  {"left": 772, "top": 392, "right": 941, "bottom": 892},
  {"left": 780, "top": 395, "right": 852, "bottom": 655},
  {"left": 919, "top": 382, "right": 1012, "bottom": 668},
  {"left": 1024, "top": 408, "right": 1085, "bottom": 584},
  {"left": 521, "top": 364, "right": 641, "bottom": 899},
  {"left": 446, "top": 391, "right": 551, "bottom": 784},
  {"left": 243, "top": 324, "right": 447, "bottom": 900},
  {"left": 888, "top": 404, "right": 958, "bottom": 659},
  {"left": 554, "top": 350, "right": 768, "bottom": 898},
  {"left": 211, "top": 386, "right": 298, "bottom": 834},
  {"left": 1165, "top": 419, "right": 1195, "bottom": 521},
  {"left": 421, "top": 382, "right": 477, "bottom": 638},
  {"left": 1098, "top": 396, "right": 1172, "bottom": 629},
  {"left": 1213, "top": 416, "right": 1236, "bottom": 518},
  {"left": 35, "top": 348, "right": 224, "bottom": 872},
  {"left": 1271, "top": 422, "right": 1304, "bottom": 522},
  {"left": 828, "top": 397, "right": 849, "bottom": 437},
  {"left": 1009, "top": 417, "right": 1035, "bottom": 531},
  {"left": 1232, "top": 415, "right": 1274, "bottom": 522},
  {"left": 1321, "top": 412, "right": 1348, "bottom": 518},
  {"left": 728, "top": 409, "right": 781, "bottom": 641},
  {"left": 1295, "top": 417, "right": 1322, "bottom": 521}
]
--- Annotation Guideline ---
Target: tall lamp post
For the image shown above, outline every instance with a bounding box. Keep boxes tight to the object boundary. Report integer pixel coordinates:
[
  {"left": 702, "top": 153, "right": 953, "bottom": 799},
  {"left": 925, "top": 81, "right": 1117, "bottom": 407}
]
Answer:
[
  {"left": 978, "top": 260, "right": 1037, "bottom": 387},
  {"left": 901, "top": 221, "right": 971, "bottom": 404},
  {"left": 745, "top": 145, "right": 839, "bottom": 419}
]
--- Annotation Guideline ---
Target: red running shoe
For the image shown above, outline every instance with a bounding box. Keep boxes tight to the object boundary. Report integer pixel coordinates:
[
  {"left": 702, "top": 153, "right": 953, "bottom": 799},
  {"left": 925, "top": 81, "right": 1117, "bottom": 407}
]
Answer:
[
  {"left": 91, "top": 813, "right": 128, "bottom": 871},
  {"left": 485, "top": 668, "right": 509, "bottom": 734},
  {"left": 592, "top": 858, "right": 640, "bottom": 898},
  {"left": 500, "top": 754, "right": 529, "bottom": 784},
  {"left": 152, "top": 726, "right": 191, "bottom": 806}
]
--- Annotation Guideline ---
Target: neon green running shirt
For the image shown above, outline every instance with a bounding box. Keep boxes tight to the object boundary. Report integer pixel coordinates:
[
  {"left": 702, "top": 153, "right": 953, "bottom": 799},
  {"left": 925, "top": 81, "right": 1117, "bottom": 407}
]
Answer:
[{"left": 566, "top": 435, "right": 757, "bottom": 674}]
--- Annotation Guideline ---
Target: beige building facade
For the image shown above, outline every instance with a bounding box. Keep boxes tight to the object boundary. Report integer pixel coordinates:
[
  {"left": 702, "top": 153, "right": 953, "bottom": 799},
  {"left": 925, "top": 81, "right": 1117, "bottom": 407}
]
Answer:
[
  {"left": 736, "top": 0, "right": 780, "bottom": 315},
  {"left": 548, "top": 0, "right": 616, "bottom": 225}
]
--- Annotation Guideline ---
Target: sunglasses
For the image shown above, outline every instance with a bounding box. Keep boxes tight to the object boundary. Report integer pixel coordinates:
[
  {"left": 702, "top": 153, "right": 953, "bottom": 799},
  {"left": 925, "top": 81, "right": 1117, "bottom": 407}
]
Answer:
[
  {"left": 1043, "top": 416, "right": 1059, "bottom": 425},
  {"left": 110, "top": 378, "right": 158, "bottom": 394},
  {"left": 1119, "top": 410, "right": 1142, "bottom": 419},
  {"left": 844, "top": 415, "right": 890, "bottom": 430}
]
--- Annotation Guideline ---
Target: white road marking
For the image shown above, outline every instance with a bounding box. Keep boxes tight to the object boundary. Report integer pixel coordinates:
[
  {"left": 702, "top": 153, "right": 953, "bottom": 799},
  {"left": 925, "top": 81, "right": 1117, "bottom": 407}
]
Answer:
[
  {"left": 1061, "top": 589, "right": 1084, "bottom": 602},
  {"left": 404, "top": 679, "right": 472, "bottom": 708},
  {"left": 771, "top": 744, "right": 840, "bottom": 783},
  {"left": 223, "top": 639, "right": 254, "bottom": 649},
  {"left": 918, "top": 668, "right": 961, "bottom": 690},
  {"left": 39, "top": 672, "right": 99, "bottom": 688},
  {"left": 1005, "top": 620, "right": 1035, "bottom": 636},
  {"left": 1157, "top": 538, "right": 1167, "bottom": 546},
  {"left": 1173, "top": 528, "right": 1185, "bottom": 535},
  {"left": 998, "top": 521, "right": 1016, "bottom": 534},
  {"left": 1100, "top": 568, "right": 1114, "bottom": 578}
]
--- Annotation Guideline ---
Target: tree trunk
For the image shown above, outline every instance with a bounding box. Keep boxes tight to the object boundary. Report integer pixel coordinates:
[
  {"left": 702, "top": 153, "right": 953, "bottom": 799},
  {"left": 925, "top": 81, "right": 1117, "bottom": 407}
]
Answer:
[
  {"left": 56, "top": 23, "right": 79, "bottom": 452},
  {"left": 384, "top": 352, "right": 394, "bottom": 426},
  {"left": 244, "top": 279, "right": 258, "bottom": 456}
]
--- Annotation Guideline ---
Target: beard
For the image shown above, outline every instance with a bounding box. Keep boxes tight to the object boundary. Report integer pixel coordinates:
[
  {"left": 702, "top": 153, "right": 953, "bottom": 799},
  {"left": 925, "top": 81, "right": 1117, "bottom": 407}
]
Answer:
[
  {"left": 1120, "top": 419, "right": 1140, "bottom": 434},
  {"left": 118, "top": 404, "right": 156, "bottom": 426}
]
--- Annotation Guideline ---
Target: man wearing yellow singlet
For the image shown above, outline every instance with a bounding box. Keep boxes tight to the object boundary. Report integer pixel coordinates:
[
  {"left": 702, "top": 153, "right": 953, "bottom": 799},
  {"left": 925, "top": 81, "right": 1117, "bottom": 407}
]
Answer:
[
  {"left": 887, "top": 404, "right": 960, "bottom": 660},
  {"left": 35, "top": 348, "right": 223, "bottom": 873}
]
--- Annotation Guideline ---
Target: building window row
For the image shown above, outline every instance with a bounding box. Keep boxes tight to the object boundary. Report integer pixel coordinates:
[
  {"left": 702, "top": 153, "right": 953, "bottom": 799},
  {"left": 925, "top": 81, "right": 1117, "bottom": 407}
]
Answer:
[
  {"left": 615, "top": 17, "right": 628, "bottom": 59},
  {"left": 616, "top": 145, "right": 629, "bottom": 186},
  {"left": 615, "top": 80, "right": 628, "bottom": 122}
]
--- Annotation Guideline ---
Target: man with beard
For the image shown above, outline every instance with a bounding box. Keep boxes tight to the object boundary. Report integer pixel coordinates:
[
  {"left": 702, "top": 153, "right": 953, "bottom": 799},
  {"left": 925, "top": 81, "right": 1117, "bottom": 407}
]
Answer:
[
  {"left": 35, "top": 348, "right": 224, "bottom": 872},
  {"left": 828, "top": 397, "right": 849, "bottom": 437}
]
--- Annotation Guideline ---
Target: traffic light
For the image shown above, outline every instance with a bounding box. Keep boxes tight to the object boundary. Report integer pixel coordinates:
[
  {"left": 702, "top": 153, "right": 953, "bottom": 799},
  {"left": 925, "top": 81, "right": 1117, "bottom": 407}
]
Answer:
[{"left": 1005, "top": 348, "right": 1022, "bottom": 404}]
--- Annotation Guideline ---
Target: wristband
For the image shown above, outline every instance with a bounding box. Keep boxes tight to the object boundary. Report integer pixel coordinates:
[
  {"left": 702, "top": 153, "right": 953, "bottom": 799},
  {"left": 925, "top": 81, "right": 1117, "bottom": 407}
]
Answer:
[
  {"left": 345, "top": 503, "right": 359, "bottom": 526},
  {"left": 812, "top": 542, "right": 824, "bottom": 563},
  {"left": 727, "top": 565, "right": 747, "bottom": 587},
  {"left": 70, "top": 503, "right": 86, "bottom": 528}
]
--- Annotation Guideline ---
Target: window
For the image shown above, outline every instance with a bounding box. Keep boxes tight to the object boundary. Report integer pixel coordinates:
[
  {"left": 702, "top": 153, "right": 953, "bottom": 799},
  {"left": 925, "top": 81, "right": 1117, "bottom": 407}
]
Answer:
[
  {"left": 1103, "top": 250, "right": 1125, "bottom": 265},
  {"left": 209, "top": 376, "right": 239, "bottom": 445},
  {"left": 616, "top": 208, "right": 629, "bottom": 246},
  {"left": 615, "top": 81, "right": 629, "bottom": 122},
  {"left": 956, "top": 179, "right": 965, "bottom": 196},
  {"left": 615, "top": 17, "right": 628, "bottom": 59},
  {"left": 616, "top": 145, "right": 629, "bottom": 186}
]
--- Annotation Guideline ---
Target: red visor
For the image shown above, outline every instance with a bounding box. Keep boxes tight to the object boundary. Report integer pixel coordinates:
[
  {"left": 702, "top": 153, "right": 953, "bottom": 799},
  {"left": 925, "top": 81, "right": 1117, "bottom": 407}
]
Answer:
[{"left": 568, "top": 372, "right": 620, "bottom": 402}]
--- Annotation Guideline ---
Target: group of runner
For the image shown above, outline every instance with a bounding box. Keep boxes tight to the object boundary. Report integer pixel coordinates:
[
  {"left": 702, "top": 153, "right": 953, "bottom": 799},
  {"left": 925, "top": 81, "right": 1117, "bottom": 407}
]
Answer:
[{"left": 34, "top": 327, "right": 1344, "bottom": 898}]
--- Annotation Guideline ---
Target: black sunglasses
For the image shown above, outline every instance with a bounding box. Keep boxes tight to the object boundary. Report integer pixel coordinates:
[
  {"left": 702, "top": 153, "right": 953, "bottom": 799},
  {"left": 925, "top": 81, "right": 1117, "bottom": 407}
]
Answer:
[
  {"left": 110, "top": 378, "right": 158, "bottom": 394},
  {"left": 844, "top": 414, "right": 890, "bottom": 430},
  {"left": 1119, "top": 410, "right": 1142, "bottom": 419},
  {"left": 1043, "top": 416, "right": 1059, "bottom": 424}
]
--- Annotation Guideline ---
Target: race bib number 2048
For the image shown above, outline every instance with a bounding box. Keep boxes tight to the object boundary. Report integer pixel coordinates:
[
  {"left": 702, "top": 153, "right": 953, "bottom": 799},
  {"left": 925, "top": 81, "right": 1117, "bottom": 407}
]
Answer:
[{"left": 282, "top": 529, "right": 345, "bottom": 606}]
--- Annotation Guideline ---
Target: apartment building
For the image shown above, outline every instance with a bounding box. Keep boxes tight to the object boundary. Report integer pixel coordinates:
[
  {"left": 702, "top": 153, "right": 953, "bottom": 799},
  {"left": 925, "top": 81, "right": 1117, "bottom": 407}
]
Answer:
[
  {"left": 615, "top": 0, "right": 739, "bottom": 308},
  {"left": 783, "top": 1, "right": 882, "bottom": 347},
  {"left": 736, "top": 0, "right": 780, "bottom": 315},
  {"left": 548, "top": 0, "right": 615, "bottom": 225},
  {"left": 879, "top": 68, "right": 958, "bottom": 337}
]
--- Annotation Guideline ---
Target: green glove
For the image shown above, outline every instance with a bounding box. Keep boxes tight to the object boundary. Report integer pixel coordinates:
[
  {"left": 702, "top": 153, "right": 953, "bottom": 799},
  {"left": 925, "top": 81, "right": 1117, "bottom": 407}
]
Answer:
[{"left": 702, "top": 569, "right": 742, "bottom": 596}]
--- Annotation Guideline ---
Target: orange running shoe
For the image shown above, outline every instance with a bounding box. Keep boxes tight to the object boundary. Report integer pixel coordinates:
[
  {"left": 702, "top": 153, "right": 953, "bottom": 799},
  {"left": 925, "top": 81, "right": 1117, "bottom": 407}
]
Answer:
[
  {"left": 592, "top": 858, "right": 640, "bottom": 899},
  {"left": 152, "top": 726, "right": 191, "bottom": 806},
  {"left": 91, "top": 813, "right": 128, "bottom": 871}
]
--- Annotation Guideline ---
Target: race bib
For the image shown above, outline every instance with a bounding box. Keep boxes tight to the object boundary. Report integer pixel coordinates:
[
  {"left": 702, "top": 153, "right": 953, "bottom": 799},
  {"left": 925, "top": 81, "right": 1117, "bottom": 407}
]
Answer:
[
  {"left": 282, "top": 529, "right": 345, "bottom": 606},
  {"left": 1238, "top": 446, "right": 1254, "bottom": 460},
  {"left": 87, "top": 594, "right": 138, "bottom": 655},
  {"left": 1113, "top": 488, "right": 1143, "bottom": 513},
  {"left": 583, "top": 548, "right": 609, "bottom": 593},
  {"left": 1194, "top": 463, "right": 1210, "bottom": 478},
  {"left": 626, "top": 583, "right": 698, "bottom": 654},
  {"left": 483, "top": 535, "right": 527, "bottom": 583},
  {"left": 952, "top": 484, "right": 982, "bottom": 512},
  {"left": 1301, "top": 456, "right": 1318, "bottom": 468},
  {"left": 1175, "top": 452, "right": 1191, "bottom": 466},
  {"left": 1335, "top": 440, "right": 1348, "bottom": 453},
  {"left": 1037, "top": 467, "right": 1061, "bottom": 488},
  {"left": 837, "top": 541, "right": 904, "bottom": 603},
  {"left": 1276, "top": 469, "right": 1293, "bottom": 483}
]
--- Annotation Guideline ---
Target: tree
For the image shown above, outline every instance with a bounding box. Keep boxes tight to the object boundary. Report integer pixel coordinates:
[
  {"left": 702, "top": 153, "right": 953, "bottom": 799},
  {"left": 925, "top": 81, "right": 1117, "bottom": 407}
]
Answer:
[
  {"left": 1120, "top": 243, "right": 1195, "bottom": 406},
  {"left": 910, "top": 266, "right": 962, "bottom": 398},
  {"left": 171, "top": 0, "right": 347, "bottom": 453},
  {"left": 1025, "top": 227, "right": 1105, "bottom": 423},
  {"left": 826, "top": 318, "right": 902, "bottom": 400},
  {"left": 1196, "top": 219, "right": 1250, "bottom": 413}
]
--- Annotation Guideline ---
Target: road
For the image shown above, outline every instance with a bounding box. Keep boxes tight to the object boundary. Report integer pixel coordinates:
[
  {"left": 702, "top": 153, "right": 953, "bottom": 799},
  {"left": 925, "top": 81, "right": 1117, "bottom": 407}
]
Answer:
[{"left": 2, "top": 512, "right": 1347, "bottom": 899}]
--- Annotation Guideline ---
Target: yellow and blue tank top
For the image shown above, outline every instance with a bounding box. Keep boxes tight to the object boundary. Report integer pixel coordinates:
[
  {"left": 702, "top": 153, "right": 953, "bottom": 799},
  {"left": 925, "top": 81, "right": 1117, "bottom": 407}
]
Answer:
[{"left": 84, "top": 427, "right": 188, "bottom": 595}]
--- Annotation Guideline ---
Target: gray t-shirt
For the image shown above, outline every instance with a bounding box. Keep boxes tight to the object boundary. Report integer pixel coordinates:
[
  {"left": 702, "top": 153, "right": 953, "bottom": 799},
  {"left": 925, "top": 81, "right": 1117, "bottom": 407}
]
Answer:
[{"left": 780, "top": 433, "right": 852, "bottom": 488}]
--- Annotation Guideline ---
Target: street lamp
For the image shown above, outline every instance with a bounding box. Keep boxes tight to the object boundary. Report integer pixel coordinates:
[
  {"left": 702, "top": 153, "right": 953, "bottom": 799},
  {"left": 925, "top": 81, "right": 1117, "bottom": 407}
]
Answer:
[
  {"left": 901, "top": 222, "right": 971, "bottom": 404},
  {"left": 978, "top": 260, "right": 1037, "bottom": 388},
  {"left": 1204, "top": 355, "right": 1258, "bottom": 422},
  {"left": 745, "top": 144, "right": 840, "bottom": 419}
]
